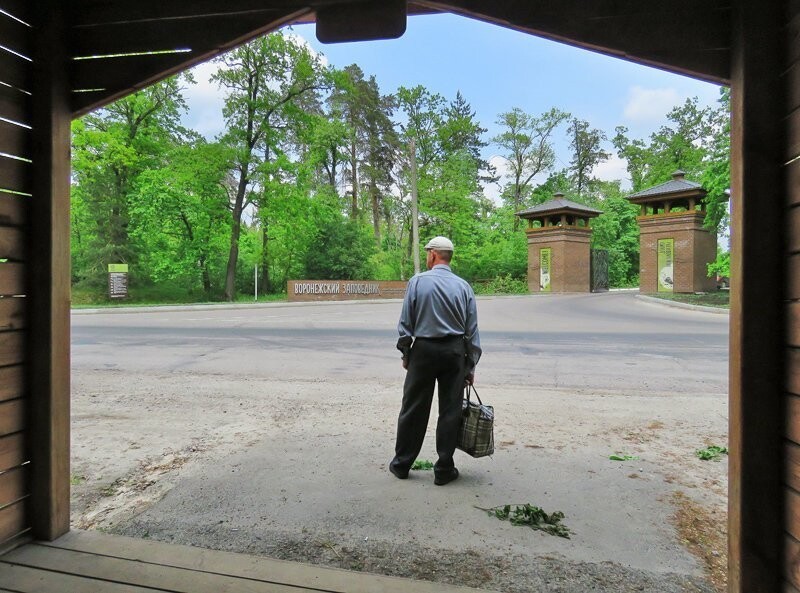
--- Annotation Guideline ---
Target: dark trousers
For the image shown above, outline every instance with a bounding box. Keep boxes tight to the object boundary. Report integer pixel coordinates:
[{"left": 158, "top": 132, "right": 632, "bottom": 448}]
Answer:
[{"left": 391, "top": 336, "right": 466, "bottom": 474}]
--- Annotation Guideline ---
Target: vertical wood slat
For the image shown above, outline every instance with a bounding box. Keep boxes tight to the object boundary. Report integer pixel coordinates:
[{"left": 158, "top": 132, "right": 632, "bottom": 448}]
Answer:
[
  {"left": 0, "top": 156, "right": 31, "bottom": 194},
  {"left": 0, "top": 194, "right": 26, "bottom": 227},
  {"left": 0, "top": 263, "right": 24, "bottom": 296},
  {"left": 0, "top": 155, "right": 32, "bottom": 194},
  {"left": 0, "top": 433, "right": 25, "bottom": 472},
  {"left": 0, "top": 331, "right": 23, "bottom": 367},
  {"left": 790, "top": 206, "right": 800, "bottom": 254},
  {"left": 0, "top": 120, "right": 30, "bottom": 160},
  {"left": 790, "top": 394, "right": 800, "bottom": 444},
  {"left": 28, "top": 0, "right": 70, "bottom": 542},
  {"left": 729, "top": 0, "right": 786, "bottom": 590},
  {"left": 789, "top": 159, "right": 800, "bottom": 207},
  {"left": 0, "top": 1, "right": 32, "bottom": 24},
  {"left": 0, "top": 399, "right": 23, "bottom": 436},
  {"left": 0, "top": 500, "right": 26, "bottom": 543},
  {"left": 789, "top": 306, "right": 800, "bottom": 348},
  {"left": 0, "top": 9, "right": 31, "bottom": 58},
  {"left": 788, "top": 441, "right": 800, "bottom": 493},
  {"left": 0, "top": 365, "right": 23, "bottom": 402},
  {"left": 0, "top": 83, "right": 31, "bottom": 125},
  {"left": 788, "top": 533, "right": 800, "bottom": 588},
  {"left": 789, "top": 253, "right": 800, "bottom": 301},
  {"left": 0, "top": 297, "right": 23, "bottom": 332},
  {"left": 0, "top": 467, "right": 28, "bottom": 508},
  {"left": 0, "top": 226, "right": 24, "bottom": 261},
  {"left": 0, "top": 50, "right": 30, "bottom": 92},
  {"left": 788, "top": 107, "right": 800, "bottom": 161},
  {"left": 788, "top": 61, "right": 800, "bottom": 116}
]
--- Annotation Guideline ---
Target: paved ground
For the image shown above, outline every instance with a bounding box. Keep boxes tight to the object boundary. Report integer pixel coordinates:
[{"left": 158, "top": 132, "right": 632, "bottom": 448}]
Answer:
[{"left": 70, "top": 292, "right": 729, "bottom": 592}]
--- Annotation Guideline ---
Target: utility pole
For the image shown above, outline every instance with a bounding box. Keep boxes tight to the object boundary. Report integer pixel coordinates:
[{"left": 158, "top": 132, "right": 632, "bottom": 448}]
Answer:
[{"left": 410, "top": 137, "right": 420, "bottom": 274}]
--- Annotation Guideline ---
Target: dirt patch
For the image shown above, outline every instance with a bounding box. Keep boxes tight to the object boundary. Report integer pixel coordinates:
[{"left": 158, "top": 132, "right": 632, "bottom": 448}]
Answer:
[
  {"left": 670, "top": 491, "right": 727, "bottom": 593},
  {"left": 70, "top": 371, "right": 728, "bottom": 592}
]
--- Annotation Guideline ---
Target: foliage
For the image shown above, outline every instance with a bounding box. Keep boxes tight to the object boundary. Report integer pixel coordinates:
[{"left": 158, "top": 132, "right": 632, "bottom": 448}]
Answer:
[
  {"left": 472, "top": 274, "right": 528, "bottom": 295},
  {"left": 69, "top": 37, "right": 730, "bottom": 304},
  {"left": 708, "top": 249, "right": 730, "bottom": 280},
  {"left": 609, "top": 454, "right": 640, "bottom": 461},
  {"left": 411, "top": 459, "right": 434, "bottom": 470},
  {"left": 493, "top": 107, "right": 570, "bottom": 227},
  {"left": 696, "top": 445, "right": 728, "bottom": 461},
  {"left": 589, "top": 184, "right": 641, "bottom": 287},
  {"left": 479, "top": 504, "right": 571, "bottom": 538},
  {"left": 305, "top": 217, "right": 377, "bottom": 279},
  {"left": 613, "top": 88, "right": 731, "bottom": 236}
]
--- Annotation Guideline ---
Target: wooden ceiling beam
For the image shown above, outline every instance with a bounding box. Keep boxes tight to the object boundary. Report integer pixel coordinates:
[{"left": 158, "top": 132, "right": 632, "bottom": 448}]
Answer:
[
  {"left": 419, "top": 0, "right": 731, "bottom": 84},
  {"left": 69, "top": 7, "right": 310, "bottom": 116},
  {"left": 70, "top": 11, "right": 289, "bottom": 57},
  {"left": 0, "top": 1, "right": 32, "bottom": 25},
  {"left": 72, "top": 0, "right": 353, "bottom": 26}
]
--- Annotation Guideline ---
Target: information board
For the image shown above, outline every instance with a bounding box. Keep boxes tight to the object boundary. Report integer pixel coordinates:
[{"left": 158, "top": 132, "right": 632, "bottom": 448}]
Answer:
[
  {"left": 108, "top": 263, "right": 129, "bottom": 299},
  {"left": 657, "top": 239, "right": 674, "bottom": 292},
  {"left": 540, "top": 248, "right": 552, "bottom": 292}
]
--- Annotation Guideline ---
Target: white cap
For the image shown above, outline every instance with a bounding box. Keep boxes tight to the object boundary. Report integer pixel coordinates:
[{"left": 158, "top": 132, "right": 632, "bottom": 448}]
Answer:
[{"left": 424, "top": 236, "right": 454, "bottom": 251}]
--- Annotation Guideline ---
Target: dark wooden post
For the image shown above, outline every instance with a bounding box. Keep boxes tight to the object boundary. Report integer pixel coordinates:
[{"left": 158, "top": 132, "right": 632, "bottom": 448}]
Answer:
[
  {"left": 728, "top": 0, "right": 786, "bottom": 589},
  {"left": 27, "top": 0, "right": 71, "bottom": 541}
]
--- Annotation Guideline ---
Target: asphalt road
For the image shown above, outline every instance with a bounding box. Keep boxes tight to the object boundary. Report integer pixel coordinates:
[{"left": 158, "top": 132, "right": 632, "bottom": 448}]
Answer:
[
  {"left": 69, "top": 291, "right": 729, "bottom": 592},
  {"left": 72, "top": 291, "right": 729, "bottom": 395}
]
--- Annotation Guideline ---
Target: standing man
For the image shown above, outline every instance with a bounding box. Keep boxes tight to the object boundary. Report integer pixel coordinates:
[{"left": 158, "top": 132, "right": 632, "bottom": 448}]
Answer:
[{"left": 390, "top": 236, "right": 481, "bottom": 486}]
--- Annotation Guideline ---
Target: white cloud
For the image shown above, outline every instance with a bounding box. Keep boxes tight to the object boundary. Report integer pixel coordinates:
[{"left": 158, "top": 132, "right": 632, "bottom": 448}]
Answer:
[
  {"left": 284, "top": 31, "right": 329, "bottom": 67},
  {"left": 183, "top": 60, "right": 226, "bottom": 139},
  {"left": 483, "top": 154, "right": 509, "bottom": 204},
  {"left": 623, "top": 86, "right": 681, "bottom": 123},
  {"left": 593, "top": 154, "right": 631, "bottom": 190}
]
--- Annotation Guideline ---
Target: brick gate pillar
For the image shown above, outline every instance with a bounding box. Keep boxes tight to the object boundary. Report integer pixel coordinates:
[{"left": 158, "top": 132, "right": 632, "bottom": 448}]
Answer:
[
  {"left": 516, "top": 194, "right": 602, "bottom": 293},
  {"left": 627, "top": 171, "right": 717, "bottom": 294}
]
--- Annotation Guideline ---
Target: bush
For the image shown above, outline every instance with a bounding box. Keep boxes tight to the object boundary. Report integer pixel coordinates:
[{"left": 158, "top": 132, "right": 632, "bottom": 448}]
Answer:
[{"left": 472, "top": 274, "right": 529, "bottom": 295}]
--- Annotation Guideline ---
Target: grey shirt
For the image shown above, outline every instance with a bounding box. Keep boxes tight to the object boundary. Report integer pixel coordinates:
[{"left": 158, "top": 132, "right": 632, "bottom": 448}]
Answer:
[{"left": 398, "top": 264, "right": 482, "bottom": 369}]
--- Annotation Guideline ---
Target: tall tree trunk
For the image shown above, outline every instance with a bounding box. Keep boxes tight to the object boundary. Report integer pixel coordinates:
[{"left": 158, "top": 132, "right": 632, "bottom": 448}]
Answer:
[
  {"left": 370, "top": 181, "right": 381, "bottom": 246},
  {"left": 224, "top": 173, "right": 248, "bottom": 301},
  {"left": 200, "top": 255, "right": 211, "bottom": 294},
  {"left": 350, "top": 139, "right": 358, "bottom": 219},
  {"left": 410, "top": 138, "right": 420, "bottom": 274},
  {"left": 261, "top": 221, "right": 271, "bottom": 294},
  {"left": 512, "top": 183, "right": 522, "bottom": 231}
]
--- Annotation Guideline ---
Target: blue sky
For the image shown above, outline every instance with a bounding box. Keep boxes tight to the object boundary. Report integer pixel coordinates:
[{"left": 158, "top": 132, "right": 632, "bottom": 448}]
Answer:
[{"left": 183, "top": 13, "right": 723, "bottom": 192}]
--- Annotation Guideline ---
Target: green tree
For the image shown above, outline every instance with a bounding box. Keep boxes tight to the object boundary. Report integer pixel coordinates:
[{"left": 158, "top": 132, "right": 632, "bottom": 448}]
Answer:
[
  {"left": 305, "top": 217, "right": 377, "bottom": 279},
  {"left": 212, "top": 31, "right": 330, "bottom": 301},
  {"left": 129, "top": 140, "right": 232, "bottom": 296},
  {"left": 493, "top": 107, "right": 570, "bottom": 229},
  {"left": 590, "top": 183, "right": 641, "bottom": 287},
  {"left": 567, "top": 118, "right": 609, "bottom": 198},
  {"left": 71, "top": 75, "right": 191, "bottom": 288}
]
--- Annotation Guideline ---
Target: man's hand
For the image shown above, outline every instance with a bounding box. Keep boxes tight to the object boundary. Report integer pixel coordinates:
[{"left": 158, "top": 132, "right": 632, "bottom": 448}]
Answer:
[
  {"left": 402, "top": 358, "right": 409, "bottom": 370},
  {"left": 464, "top": 371, "right": 474, "bottom": 386}
]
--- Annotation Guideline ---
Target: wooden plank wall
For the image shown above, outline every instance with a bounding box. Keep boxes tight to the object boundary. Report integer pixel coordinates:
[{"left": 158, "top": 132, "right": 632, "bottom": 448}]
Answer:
[
  {"left": 728, "top": 0, "right": 787, "bottom": 590},
  {"left": 0, "top": 0, "right": 32, "bottom": 550},
  {"left": 786, "top": 0, "right": 800, "bottom": 590}
]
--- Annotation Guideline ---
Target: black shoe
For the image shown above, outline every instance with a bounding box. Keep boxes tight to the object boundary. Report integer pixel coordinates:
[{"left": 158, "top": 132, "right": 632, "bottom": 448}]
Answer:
[
  {"left": 389, "top": 464, "right": 409, "bottom": 479},
  {"left": 434, "top": 468, "right": 459, "bottom": 486}
]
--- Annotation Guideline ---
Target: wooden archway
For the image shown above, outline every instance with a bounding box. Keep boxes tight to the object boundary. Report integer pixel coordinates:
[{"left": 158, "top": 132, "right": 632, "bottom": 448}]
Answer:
[{"left": 0, "top": 2, "right": 792, "bottom": 591}]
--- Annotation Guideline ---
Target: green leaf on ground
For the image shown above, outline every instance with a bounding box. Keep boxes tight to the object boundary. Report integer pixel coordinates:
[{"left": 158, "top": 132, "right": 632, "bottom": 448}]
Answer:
[
  {"left": 411, "top": 459, "right": 434, "bottom": 470},
  {"left": 477, "top": 504, "right": 571, "bottom": 538},
  {"left": 696, "top": 445, "right": 728, "bottom": 461},
  {"left": 609, "top": 454, "right": 640, "bottom": 461}
]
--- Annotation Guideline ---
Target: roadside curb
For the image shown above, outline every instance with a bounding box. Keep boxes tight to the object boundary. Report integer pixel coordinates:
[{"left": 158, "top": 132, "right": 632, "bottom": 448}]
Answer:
[
  {"left": 71, "top": 299, "right": 404, "bottom": 315},
  {"left": 635, "top": 293, "right": 729, "bottom": 315}
]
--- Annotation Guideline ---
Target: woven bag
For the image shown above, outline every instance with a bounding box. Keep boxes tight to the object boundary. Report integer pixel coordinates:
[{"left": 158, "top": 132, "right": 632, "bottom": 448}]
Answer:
[{"left": 457, "top": 385, "right": 494, "bottom": 458}]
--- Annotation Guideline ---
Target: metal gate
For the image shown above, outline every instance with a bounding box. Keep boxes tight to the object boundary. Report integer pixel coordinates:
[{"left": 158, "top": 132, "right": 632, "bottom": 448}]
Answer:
[{"left": 590, "top": 249, "right": 609, "bottom": 292}]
